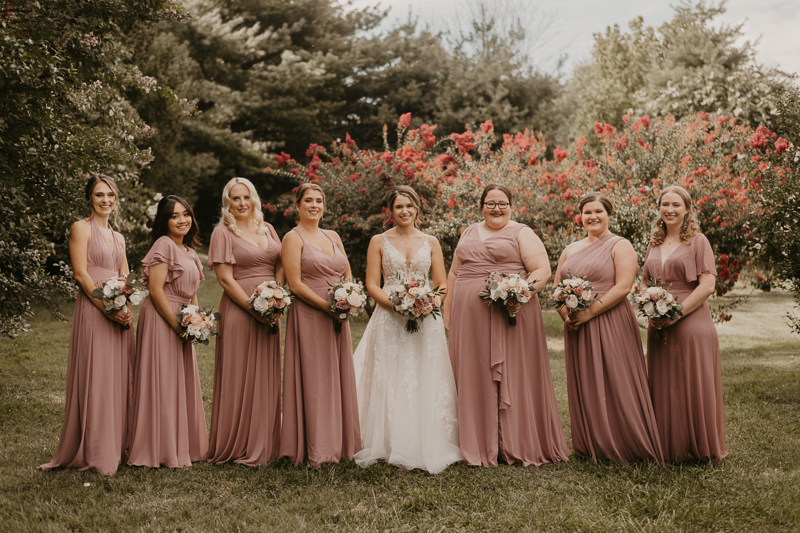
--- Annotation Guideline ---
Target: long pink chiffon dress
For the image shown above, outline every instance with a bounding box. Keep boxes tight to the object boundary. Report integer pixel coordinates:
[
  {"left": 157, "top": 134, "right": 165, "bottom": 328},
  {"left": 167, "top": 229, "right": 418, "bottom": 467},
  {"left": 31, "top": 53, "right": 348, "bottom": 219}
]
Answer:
[
  {"left": 448, "top": 223, "right": 570, "bottom": 466},
  {"left": 279, "top": 228, "right": 361, "bottom": 466},
  {"left": 641, "top": 233, "right": 726, "bottom": 463},
  {"left": 41, "top": 219, "right": 133, "bottom": 475},
  {"left": 205, "top": 223, "right": 282, "bottom": 465},
  {"left": 126, "top": 236, "right": 208, "bottom": 468},
  {"left": 561, "top": 233, "right": 664, "bottom": 464}
]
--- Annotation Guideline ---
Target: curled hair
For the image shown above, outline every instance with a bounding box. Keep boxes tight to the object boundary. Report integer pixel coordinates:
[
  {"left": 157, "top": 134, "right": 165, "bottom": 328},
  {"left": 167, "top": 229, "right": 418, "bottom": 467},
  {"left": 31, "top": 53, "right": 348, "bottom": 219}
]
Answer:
[
  {"left": 650, "top": 185, "right": 701, "bottom": 246},
  {"left": 578, "top": 192, "right": 615, "bottom": 221},
  {"left": 218, "top": 177, "right": 265, "bottom": 236},
  {"left": 295, "top": 182, "right": 325, "bottom": 207},
  {"left": 85, "top": 174, "right": 121, "bottom": 228},
  {"left": 151, "top": 195, "right": 201, "bottom": 250},
  {"left": 387, "top": 185, "right": 422, "bottom": 228},
  {"left": 480, "top": 183, "right": 513, "bottom": 207}
]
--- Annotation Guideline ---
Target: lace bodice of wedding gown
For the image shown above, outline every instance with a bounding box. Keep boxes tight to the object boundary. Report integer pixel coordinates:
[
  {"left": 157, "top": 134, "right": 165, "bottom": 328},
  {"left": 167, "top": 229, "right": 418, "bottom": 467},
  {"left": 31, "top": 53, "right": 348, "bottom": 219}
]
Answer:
[{"left": 381, "top": 235, "right": 431, "bottom": 292}]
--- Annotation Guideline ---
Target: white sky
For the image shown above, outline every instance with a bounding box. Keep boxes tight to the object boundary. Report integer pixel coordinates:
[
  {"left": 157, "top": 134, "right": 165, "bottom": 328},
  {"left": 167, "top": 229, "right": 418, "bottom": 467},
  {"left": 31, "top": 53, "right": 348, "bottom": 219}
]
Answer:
[{"left": 349, "top": 0, "right": 800, "bottom": 78}]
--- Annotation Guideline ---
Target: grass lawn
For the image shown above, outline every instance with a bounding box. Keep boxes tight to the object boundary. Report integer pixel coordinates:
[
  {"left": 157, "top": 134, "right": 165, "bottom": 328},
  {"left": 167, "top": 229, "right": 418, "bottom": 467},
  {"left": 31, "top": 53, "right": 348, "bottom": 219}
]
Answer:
[{"left": 1, "top": 262, "right": 799, "bottom": 532}]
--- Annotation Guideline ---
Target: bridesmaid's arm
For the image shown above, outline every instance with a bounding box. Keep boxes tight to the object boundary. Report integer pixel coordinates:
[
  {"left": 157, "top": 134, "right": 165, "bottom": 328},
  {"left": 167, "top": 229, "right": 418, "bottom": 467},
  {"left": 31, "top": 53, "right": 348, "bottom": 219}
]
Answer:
[
  {"left": 329, "top": 230, "right": 353, "bottom": 280},
  {"left": 116, "top": 233, "right": 133, "bottom": 326},
  {"left": 553, "top": 245, "right": 572, "bottom": 324},
  {"left": 273, "top": 257, "right": 286, "bottom": 285},
  {"left": 281, "top": 231, "right": 340, "bottom": 317},
  {"left": 365, "top": 235, "right": 393, "bottom": 310},
  {"left": 568, "top": 239, "right": 638, "bottom": 329},
  {"left": 651, "top": 272, "right": 715, "bottom": 329},
  {"left": 430, "top": 237, "right": 448, "bottom": 294},
  {"left": 147, "top": 262, "right": 184, "bottom": 337},
  {"left": 518, "top": 226, "right": 551, "bottom": 293},
  {"left": 214, "top": 263, "right": 273, "bottom": 324},
  {"left": 442, "top": 253, "right": 461, "bottom": 329}
]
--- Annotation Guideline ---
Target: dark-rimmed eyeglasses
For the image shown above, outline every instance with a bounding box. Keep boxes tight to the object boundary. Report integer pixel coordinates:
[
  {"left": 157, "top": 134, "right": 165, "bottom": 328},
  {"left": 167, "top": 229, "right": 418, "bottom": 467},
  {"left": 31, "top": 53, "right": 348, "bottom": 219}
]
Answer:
[{"left": 483, "top": 202, "right": 510, "bottom": 210}]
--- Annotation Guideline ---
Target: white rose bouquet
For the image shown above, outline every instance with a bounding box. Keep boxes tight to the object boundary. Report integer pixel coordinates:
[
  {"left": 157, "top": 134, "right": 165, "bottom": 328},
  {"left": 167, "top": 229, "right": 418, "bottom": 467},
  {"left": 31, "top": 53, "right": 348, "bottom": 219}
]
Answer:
[
  {"left": 176, "top": 304, "right": 221, "bottom": 345},
  {"left": 91, "top": 273, "right": 149, "bottom": 330},
  {"left": 327, "top": 277, "right": 368, "bottom": 333},
  {"left": 633, "top": 278, "right": 684, "bottom": 339},
  {"left": 387, "top": 274, "right": 445, "bottom": 333},
  {"left": 550, "top": 270, "right": 599, "bottom": 315},
  {"left": 478, "top": 271, "right": 536, "bottom": 326},
  {"left": 247, "top": 280, "right": 294, "bottom": 334}
]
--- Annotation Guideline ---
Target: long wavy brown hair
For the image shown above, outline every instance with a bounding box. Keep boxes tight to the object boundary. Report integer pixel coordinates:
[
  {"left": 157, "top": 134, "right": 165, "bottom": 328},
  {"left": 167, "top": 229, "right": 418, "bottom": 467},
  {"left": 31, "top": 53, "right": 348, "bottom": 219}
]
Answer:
[{"left": 650, "top": 185, "right": 701, "bottom": 246}]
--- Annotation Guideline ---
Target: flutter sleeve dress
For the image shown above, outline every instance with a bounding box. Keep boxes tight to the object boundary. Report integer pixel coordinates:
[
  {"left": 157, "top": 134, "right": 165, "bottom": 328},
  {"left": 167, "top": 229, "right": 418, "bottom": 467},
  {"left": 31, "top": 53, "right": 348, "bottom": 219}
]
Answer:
[
  {"left": 279, "top": 228, "right": 361, "bottom": 466},
  {"left": 40, "top": 219, "right": 134, "bottom": 475},
  {"left": 641, "top": 233, "right": 726, "bottom": 463},
  {"left": 561, "top": 233, "right": 664, "bottom": 465},
  {"left": 448, "top": 222, "right": 569, "bottom": 466},
  {"left": 205, "top": 223, "right": 282, "bottom": 465},
  {"left": 126, "top": 236, "right": 208, "bottom": 468}
]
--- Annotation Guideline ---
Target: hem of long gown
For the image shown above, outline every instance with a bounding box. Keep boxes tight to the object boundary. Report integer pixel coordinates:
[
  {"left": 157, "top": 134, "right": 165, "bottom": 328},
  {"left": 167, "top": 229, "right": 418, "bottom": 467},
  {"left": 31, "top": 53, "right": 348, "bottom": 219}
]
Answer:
[{"left": 39, "top": 461, "right": 121, "bottom": 476}]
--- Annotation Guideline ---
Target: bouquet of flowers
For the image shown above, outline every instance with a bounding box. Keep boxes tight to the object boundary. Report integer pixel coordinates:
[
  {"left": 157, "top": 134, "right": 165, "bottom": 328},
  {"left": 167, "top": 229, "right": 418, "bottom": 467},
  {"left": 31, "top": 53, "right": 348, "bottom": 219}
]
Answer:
[
  {"left": 387, "top": 274, "right": 445, "bottom": 333},
  {"left": 633, "top": 279, "right": 684, "bottom": 339},
  {"left": 478, "top": 271, "right": 535, "bottom": 326},
  {"left": 176, "top": 304, "right": 221, "bottom": 345},
  {"left": 550, "top": 271, "right": 598, "bottom": 314},
  {"left": 247, "top": 280, "right": 294, "bottom": 334},
  {"left": 327, "top": 277, "right": 369, "bottom": 333},
  {"left": 91, "top": 273, "right": 149, "bottom": 329}
]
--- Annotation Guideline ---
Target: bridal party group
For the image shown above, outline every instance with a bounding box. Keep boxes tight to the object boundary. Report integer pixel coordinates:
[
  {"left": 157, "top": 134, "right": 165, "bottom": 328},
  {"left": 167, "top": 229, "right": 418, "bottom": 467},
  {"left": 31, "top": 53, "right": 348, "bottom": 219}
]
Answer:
[{"left": 40, "top": 173, "right": 726, "bottom": 476}]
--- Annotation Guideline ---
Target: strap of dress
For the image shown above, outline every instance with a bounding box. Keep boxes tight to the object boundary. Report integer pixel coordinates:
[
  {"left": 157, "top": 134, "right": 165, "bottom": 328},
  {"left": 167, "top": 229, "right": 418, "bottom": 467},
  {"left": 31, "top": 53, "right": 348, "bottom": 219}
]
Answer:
[{"left": 291, "top": 226, "right": 307, "bottom": 244}]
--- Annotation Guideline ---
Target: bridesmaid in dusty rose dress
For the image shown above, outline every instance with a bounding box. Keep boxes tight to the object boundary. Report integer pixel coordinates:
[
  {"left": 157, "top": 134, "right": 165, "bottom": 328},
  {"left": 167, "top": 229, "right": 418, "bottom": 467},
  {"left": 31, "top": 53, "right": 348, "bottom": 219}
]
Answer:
[
  {"left": 444, "top": 183, "right": 569, "bottom": 467},
  {"left": 554, "top": 192, "right": 663, "bottom": 465},
  {"left": 642, "top": 186, "right": 726, "bottom": 463},
  {"left": 279, "top": 183, "right": 361, "bottom": 466},
  {"left": 206, "top": 178, "right": 283, "bottom": 466},
  {"left": 41, "top": 175, "right": 134, "bottom": 475},
  {"left": 127, "top": 196, "right": 208, "bottom": 468}
]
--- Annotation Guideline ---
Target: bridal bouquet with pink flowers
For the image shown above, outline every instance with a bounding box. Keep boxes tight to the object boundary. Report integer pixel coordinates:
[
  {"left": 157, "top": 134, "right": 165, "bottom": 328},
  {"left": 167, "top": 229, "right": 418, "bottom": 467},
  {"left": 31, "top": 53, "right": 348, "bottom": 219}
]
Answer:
[
  {"left": 388, "top": 274, "right": 445, "bottom": 333},
  {"left": 550, "top": 271, "right": 598, "bottom": 314},
  {"left": 91, "top": 273, "right": 149, "bottom": 330},
  {"left": 176, "top": 304, "right": 221, "bottom": 345},
  {"left": 633, "top": 279, "right": 684, "bottom": 339},
  {"left": 327, "top": 277, "right": 369, "bottom": 333},
  {"left": 479, "top": 271, "right": 535, "bottom": 326},
  {"left": 247, "top": 281, "right": 293, "bottom": 334}
]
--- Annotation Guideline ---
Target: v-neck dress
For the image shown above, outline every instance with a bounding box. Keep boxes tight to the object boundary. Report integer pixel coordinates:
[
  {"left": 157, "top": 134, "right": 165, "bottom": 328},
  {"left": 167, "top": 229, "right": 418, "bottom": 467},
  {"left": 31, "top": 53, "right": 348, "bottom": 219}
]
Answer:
[
  {"left": 41, "top": 219, "right": 134, "bottom": 475},
  {"left": 448, "top": 223, "right": 569, "bottom": 466},
  {"left": 279, "top": 228, "right": 361, "bottom": 466},
  {"left": 561, "top": 233, "right": 664, "bottom": 464},
  {"left": 127, "top": 236, "right": 208, "bottom": 468},
  {"left": 205, "top": 223, "right": 283, "bottom": 465},
  {"left": 641, "top": 233, "right": 726, "bottom": 463}
]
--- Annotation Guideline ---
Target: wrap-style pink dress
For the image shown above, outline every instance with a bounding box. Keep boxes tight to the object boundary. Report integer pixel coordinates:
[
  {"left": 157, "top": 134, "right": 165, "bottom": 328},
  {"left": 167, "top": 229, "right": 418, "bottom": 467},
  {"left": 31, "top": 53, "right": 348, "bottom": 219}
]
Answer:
[
  {"left": 279, "top": 228, "right": 361, "bottom": 466},
  {"left": 448, "top": 223, "right": 569, "bottom": 466},
  {"left": 641, "top": 233, "right": 726, "bottom": 463},
  {"left": 41, "top": 219, "right": 133, "bottom": 475},
  {"left": 127, "top": 236, "right": 208, "bottom": 468},
  {"left": 561, "top": 233, "right": 663, "bottom": 464},
  {"left": 205, "top": 223, "right": 282, "bottom": 465}
]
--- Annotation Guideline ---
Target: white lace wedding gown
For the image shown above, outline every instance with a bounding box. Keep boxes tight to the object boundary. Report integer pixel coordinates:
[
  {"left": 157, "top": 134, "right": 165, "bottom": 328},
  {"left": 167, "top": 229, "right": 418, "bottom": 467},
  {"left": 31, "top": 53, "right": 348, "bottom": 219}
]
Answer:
[{"left": 353, "top": 235, "right": 461, "bottom": 473}]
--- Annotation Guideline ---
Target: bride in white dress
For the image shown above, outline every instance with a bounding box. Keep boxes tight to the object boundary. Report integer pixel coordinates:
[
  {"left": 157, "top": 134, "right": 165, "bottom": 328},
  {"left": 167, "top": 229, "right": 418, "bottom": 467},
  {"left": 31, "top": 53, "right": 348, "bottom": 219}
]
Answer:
[{"left": 353, "top": 186, "right": 461, "bottom": 474}]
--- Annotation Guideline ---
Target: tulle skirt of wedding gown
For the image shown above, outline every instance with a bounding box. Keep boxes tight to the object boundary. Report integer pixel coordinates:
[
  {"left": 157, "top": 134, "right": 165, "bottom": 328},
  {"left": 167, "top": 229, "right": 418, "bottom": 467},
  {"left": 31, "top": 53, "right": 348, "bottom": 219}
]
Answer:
[{"left": 353, "top": 306, "right": 461, "bottom": 474}]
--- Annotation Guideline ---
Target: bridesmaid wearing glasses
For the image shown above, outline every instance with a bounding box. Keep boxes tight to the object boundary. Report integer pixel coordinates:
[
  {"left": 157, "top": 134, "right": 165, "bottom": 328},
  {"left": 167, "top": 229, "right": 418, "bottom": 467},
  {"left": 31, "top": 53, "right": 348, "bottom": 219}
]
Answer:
[
  {"left": 206, "top": 178, "right": 284, "bottom": 466},
  {"left": 279, "top": 183, "right": 361, "bottom": 466},
  {"left": 41, "top": 175, "right": 134, "bottom": 475}
]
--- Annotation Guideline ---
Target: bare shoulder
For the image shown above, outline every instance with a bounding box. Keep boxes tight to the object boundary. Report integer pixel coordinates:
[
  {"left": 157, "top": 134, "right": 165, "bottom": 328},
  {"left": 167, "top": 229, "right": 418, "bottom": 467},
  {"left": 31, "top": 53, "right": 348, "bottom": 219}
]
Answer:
[
  {"left": 323, "top": 228, "right": 343, "bottom": 244},
  {"left": 611, "top": 236, "right": 635, "bottom": 253},
  {"left": 282, "top": 229, "right": 301, "bottom": 245},
  {"left": 114, "top": 231, "right": 126, "bottom": 245},
  {"left": 71, "top": 219, "right": 91, "bottom": 238},
  {"left": 369, "top": 233, "right": 386, "bottom": 246}
]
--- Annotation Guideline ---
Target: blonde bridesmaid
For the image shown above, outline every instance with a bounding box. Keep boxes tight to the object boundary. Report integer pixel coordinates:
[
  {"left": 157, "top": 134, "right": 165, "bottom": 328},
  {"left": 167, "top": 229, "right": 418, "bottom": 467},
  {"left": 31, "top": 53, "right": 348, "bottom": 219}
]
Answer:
[
  {"left": 554, "top": 192, "right": 663, "bottom": 464},
  {"left": 279, "top": 183, "right": 361, "bottom": 466},
  {"left": 41, "top": 175, "right": 134, "bottom": 475},
  {"left": 206, "top": 178, "right": 283, "bottom": 465},
  {"left": 641, "top": 186, "right": 726, "bottom": 463},
  {"left": 444, "top": 183, "right": 569, "bottom": 467},
  {"left": 127, "top": 195, "right": 208, "bottom": 467}
]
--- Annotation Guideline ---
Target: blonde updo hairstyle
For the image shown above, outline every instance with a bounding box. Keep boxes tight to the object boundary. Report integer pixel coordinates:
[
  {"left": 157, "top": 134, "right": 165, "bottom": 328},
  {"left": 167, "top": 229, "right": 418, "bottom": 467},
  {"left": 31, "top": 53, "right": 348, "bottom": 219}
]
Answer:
[
  {"left": 650, "top": 185, "right": 701, "bottom": 246},
  {"left": 85, "top": 174, "right": 122, "bottom": 228},
  {"left": 218, "top": 177, "right": 265, "bottom": 236},
  {"left": 387, "top": 185, "right": 422, "bottom": 228}
]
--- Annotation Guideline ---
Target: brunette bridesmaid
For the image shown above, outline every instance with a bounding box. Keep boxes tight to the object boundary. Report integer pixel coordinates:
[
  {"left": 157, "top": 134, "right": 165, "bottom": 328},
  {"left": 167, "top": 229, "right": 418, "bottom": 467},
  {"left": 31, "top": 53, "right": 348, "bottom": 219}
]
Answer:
[
  {"left": 641, "top": 186, "right": 726, "bottom": 463},
  {"left": 279, "top": 183, "right": 361, "bottom": 466},
  {"left": 127, "top": 195, "right": 208, "bottom": 468},
  {"left": 554, "top": 192, "right": 663, "bottom": 464},
  {"left": 41, "top": 175, "right": 134, "bottom": 475},
  {"left": 205, "top": 178, "right": 283, "bottom": 466},
  {"left": 444, "top": 183, "right": 569, "bottom": 467}
]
